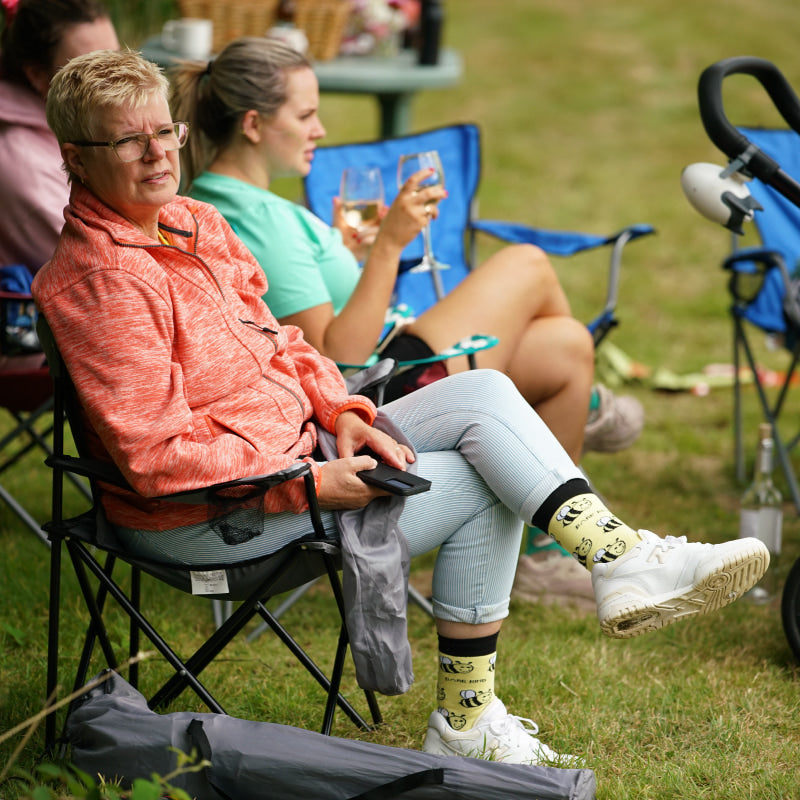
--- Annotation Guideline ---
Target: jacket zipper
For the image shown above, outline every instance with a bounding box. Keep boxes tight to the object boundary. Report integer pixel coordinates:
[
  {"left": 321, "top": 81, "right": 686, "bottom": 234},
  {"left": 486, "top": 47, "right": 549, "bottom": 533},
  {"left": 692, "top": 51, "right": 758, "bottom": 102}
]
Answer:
[{"left": 114, "top": 217, "right": 306, "bottom": 417}]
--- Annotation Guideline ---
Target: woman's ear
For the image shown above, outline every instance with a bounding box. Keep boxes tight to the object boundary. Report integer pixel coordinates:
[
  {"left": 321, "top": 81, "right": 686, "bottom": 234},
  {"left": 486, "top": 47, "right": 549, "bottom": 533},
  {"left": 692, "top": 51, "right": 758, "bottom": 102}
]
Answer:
[
  {"left": 22, "top": 63, "right": 52, "bottom": 100},
  {"left": 240, "top": 109, "right": 262, "bottom": 144},
  {"left": 61, "top": 143, "right": 88, "bottom": 184}
]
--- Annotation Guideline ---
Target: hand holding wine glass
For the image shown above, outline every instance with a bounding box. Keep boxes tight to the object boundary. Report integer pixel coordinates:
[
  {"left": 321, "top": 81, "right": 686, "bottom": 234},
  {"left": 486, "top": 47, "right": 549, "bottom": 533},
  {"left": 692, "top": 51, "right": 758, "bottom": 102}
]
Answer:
[
  {"left": 340, "top": 166, "right": 384, "bottom": 245},
  {"left": 396, "top": 150, "right": 448, "bottom": 280}
]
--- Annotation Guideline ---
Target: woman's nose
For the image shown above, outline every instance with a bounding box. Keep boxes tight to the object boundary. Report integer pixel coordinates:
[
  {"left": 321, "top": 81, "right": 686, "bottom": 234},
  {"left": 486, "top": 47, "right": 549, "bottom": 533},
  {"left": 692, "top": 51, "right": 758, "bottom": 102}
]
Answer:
[{"left": 143, "top": 134, "right": 168, "bottom": 160}]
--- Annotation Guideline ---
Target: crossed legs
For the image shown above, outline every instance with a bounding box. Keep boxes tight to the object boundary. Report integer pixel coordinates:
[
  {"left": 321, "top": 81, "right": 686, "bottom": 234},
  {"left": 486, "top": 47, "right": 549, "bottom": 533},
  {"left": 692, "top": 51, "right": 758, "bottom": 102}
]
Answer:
[{"left": 407, "top": 244, "right": 594, "bottom": 461}]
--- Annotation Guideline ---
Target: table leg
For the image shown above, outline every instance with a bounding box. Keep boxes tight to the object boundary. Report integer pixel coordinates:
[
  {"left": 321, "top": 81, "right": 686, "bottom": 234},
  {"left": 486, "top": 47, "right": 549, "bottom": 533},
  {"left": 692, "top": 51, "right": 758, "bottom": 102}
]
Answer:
[{"left": 376, "top": 92, "right": 413, "bottom": 138}]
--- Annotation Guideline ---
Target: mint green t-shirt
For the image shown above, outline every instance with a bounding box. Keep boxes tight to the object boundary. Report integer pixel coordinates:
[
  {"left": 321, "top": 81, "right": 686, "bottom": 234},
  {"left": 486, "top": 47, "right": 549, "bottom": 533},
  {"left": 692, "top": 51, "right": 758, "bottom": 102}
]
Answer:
[{"left": 189, "top": 172, "right": 360, "bottom": 319}]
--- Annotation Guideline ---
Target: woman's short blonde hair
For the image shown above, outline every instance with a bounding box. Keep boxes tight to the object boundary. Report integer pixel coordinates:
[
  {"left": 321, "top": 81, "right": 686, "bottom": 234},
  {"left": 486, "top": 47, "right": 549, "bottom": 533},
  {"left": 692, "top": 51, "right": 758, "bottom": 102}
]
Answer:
[{"left": 46, "top": 48, "right": 169, "bottom": 144}]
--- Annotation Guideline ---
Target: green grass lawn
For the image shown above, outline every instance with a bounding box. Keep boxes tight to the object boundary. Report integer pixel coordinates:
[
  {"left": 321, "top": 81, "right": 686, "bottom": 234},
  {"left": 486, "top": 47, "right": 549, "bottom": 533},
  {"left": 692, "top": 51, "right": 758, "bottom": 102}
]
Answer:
[{"left": 3, "top": 1, "right": 800, "bottom": 798}]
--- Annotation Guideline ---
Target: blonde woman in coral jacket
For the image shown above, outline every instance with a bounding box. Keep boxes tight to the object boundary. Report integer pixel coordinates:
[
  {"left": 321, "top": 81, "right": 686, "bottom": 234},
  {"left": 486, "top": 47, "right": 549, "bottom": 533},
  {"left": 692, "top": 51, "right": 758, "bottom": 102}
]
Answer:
[{"left": 33, "top": 49, "right": 769, "bottom": 767}]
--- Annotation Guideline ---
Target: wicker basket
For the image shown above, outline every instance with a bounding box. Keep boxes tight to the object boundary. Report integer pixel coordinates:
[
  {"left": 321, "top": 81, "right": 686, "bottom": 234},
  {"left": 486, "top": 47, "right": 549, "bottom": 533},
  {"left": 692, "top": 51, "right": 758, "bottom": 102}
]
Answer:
[
  {"left": 177, "top": 0, "right": 281, "bottom": 53},
  {"left": 292, "top": 0, "right": 351, "bottom": 61}
]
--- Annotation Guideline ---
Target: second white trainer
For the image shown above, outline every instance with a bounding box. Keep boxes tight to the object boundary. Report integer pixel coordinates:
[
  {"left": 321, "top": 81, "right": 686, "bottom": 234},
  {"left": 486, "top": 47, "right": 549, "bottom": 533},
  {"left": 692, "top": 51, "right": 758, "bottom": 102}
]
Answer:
[
  {"left": 592, "top": 529, "right": 770, "bottom": 639},
  {"left": 422, "top": 697, "right": 580, "bottom": 766}
]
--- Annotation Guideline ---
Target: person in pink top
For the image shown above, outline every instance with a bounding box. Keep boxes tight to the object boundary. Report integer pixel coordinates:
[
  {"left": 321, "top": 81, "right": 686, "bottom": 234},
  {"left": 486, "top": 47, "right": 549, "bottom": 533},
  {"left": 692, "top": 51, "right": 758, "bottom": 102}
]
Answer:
[
  {"left": 34, "top": 49, "right": 769, "bottom": 768},
  {"left": 0, "top": 0, "right": 118, "bottom": 273}
]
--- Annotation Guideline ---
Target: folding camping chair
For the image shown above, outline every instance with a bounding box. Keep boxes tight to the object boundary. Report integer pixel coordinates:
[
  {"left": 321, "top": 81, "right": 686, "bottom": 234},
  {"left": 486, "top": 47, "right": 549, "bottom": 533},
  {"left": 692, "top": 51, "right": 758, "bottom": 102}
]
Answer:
[
  {"left": 689, "top": 55, "right": 800, "bottom": 663},
  {"left": 0, "top": 278, "right": 91, "bottom": 545},
  {"left": 303, "top": 123, "right": 656, "bottom": 348},
  {"left": 38, "top": 318, "right": 383, "bottom": 756},
  {"left": 692, "top": 56, "right": 800, "bottom": 514},
  {"left": 0, "top": 347, "right": 52, "bottom": 546}
]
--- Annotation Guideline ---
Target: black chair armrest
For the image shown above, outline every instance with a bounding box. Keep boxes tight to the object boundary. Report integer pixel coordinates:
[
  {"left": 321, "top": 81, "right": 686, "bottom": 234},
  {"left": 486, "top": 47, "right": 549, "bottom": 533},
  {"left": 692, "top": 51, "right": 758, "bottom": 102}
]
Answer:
[{"left": 45, "top": 453, "right": 312, "bottom": 504}]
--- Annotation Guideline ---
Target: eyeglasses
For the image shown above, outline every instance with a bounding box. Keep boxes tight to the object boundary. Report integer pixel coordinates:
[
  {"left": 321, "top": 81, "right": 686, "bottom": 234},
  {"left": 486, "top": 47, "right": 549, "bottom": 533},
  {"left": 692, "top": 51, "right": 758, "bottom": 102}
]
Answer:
[{"left": 69, "top": 121, "right": 190, "bottom": 163}]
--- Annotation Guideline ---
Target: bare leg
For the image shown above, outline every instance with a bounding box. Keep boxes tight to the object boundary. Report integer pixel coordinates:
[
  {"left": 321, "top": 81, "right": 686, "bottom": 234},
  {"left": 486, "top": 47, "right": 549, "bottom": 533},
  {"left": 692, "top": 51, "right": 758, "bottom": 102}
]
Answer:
[
  {"left": 436, "top": 619, "right": 502, "bottom": 639},
  {"left": 408, "top": 244, "right": 594, "bottom": 461}
]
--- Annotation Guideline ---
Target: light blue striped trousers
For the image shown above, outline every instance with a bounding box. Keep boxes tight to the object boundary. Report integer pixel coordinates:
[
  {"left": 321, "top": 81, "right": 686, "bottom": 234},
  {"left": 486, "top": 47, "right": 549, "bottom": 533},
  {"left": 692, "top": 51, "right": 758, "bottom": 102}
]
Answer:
[{"left": 118, "top": 370, "right": 583, "bottom": 625}]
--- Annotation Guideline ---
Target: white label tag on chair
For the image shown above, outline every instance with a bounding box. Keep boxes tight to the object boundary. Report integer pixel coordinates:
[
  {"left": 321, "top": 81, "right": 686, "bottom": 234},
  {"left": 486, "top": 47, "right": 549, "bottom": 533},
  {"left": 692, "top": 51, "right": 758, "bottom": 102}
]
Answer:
[{"left": 190, "top": 569, "right": 230, "bottom": 595}]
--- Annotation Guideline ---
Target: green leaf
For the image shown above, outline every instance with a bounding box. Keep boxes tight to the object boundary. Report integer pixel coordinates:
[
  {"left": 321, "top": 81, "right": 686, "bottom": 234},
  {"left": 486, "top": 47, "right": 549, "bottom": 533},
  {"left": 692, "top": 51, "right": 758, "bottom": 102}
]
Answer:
[{"left": 129, "top": 777, "right": 162, "bottom": 800}]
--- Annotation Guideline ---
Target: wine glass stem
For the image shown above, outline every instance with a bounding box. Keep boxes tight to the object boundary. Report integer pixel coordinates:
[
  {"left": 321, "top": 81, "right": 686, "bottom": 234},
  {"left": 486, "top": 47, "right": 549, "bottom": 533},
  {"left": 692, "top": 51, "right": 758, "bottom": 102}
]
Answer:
[
  {"left": 422, "top": 220, "right": 434, "bottom": 264},
  {"left": 422, "top": 221, "right": 446, "bottom": 300}
]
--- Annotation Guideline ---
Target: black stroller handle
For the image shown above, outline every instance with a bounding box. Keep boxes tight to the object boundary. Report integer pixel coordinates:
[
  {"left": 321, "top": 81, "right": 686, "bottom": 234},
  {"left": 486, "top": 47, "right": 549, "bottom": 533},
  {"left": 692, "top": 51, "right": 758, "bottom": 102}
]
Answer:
[{"left": 698, "top": 55, "right": 800, "bottom": 206}]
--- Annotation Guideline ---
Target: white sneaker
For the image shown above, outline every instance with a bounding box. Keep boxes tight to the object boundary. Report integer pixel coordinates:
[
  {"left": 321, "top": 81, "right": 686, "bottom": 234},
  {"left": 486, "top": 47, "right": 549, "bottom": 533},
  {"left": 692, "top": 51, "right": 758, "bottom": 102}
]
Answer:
[
  {"left": 583, "top": 384, "right": 644, "bottom": 454},
  {"left": 593, "top": 530, "right": 770, "bottom": 639},
  {"left": 422, "top": 697, "right": 580, "bottom": 766}
]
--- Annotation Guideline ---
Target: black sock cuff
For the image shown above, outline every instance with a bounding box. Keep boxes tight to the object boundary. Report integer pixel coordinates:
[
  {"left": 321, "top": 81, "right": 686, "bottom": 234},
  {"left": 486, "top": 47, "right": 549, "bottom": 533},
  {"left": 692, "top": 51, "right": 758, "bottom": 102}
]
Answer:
[
  {"left": 438, "top": 632, "right": 499, "bottom": 657},
  {"left": 531, "top": 477, "right": 593, "bottom": 531}
]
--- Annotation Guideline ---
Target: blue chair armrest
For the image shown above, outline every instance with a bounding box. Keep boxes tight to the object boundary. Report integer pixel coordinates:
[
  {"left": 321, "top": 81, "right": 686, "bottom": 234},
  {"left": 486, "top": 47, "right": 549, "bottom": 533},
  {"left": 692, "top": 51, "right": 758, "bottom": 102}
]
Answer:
[{"left": 470, "top": 220, "right": 654, "bottom": 257}]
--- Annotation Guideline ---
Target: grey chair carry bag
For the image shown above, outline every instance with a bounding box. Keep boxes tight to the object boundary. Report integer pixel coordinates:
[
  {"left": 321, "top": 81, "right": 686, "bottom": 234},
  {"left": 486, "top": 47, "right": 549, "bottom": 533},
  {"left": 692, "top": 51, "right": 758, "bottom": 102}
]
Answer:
[{"left": 66, "top": 672, "right": 596, "bottom": 800}]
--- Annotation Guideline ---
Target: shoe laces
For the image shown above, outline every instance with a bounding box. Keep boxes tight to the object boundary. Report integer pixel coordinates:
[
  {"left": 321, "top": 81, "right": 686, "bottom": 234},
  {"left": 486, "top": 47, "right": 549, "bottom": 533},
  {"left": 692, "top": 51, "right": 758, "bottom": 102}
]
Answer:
[
  {"left": 488, "top": 712, "right": 540, "bottom": 740},
  {"left": 640, "top": 530, "right": 687, "bottom": 549}
]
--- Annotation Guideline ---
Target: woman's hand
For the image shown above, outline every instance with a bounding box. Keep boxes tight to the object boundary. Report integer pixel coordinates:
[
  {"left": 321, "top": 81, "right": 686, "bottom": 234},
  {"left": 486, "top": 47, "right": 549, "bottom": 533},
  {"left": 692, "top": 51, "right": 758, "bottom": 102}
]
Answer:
[
  {"left": 378, "top": 168, "right": 447, "bottom": 250},
  {"left": 334, "top": 410, "right": 415, "bottom": 468},
  {"left": 316, "top": 410, "right": 415, "bottom": 510},
  {"left": 332, "top": 196, "right": 384, "bottom": 261},
  {"left": 317, "top": 455, "right": 389, "bottom": 509}
]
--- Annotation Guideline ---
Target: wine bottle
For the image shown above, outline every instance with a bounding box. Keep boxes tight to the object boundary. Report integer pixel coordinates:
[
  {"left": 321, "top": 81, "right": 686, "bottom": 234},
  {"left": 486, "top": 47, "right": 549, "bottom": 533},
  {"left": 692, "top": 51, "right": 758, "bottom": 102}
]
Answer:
[
  {"left": 739, "top": 423, "right": 783, "bottom": 602},
  {"left": 418, "top": 0, "right": 443, "bottom": 65}
]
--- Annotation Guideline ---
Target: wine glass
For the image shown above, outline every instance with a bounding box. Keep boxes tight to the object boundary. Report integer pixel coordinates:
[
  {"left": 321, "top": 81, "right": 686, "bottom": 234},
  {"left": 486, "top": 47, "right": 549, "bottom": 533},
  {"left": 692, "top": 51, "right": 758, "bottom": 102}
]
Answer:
[
  {"left": 397, "top": 150, "right": 447, "bottom": 290},
  {"left": 340, "top": 167, "right": 384, "bottom": 240}
]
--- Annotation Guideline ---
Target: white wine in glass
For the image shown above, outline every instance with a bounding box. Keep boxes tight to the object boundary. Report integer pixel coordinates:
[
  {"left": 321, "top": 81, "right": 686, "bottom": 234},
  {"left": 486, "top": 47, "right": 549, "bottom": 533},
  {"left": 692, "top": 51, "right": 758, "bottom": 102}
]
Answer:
[
  {"left": 340, "top": 167, "right": 384, "bottom": 235},
  {"left": 396, "top": 150, "right": 447, "bottom": 285}
]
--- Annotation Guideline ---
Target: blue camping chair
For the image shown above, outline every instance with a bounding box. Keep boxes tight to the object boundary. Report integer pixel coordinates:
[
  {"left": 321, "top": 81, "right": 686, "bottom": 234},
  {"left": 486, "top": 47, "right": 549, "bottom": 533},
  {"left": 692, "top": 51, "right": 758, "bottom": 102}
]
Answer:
[
  {"left": 303, "top": 123, "right": 655, "bottom": 348},
  {"left": 693, "top": 57, "right": 800, "bottom": 515},
  {"left": 692, "top": 55, "right": 800, "bottom": 664},
  {"left": 724, "top": 126, "right": 800, "bottom": 512}
]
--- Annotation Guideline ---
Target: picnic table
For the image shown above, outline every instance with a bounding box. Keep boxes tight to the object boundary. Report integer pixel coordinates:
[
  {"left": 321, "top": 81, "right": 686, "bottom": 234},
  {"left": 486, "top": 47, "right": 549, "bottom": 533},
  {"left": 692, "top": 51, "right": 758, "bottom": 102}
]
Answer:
[{"left": 140, "top": 37, "right": 463, "bottom": 138}]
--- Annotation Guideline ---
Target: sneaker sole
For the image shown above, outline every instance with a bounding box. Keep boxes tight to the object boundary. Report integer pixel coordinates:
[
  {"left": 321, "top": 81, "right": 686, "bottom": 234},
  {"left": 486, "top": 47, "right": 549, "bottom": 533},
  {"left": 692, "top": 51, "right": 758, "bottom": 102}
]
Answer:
[{"left": 598, "top": 542, "right": 769, "bottom": 639}]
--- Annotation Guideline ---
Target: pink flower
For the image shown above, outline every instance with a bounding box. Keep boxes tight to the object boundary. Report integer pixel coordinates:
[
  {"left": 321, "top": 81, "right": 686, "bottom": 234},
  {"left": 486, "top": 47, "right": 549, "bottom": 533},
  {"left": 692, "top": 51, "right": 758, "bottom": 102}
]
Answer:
[{"left": 1, "top": 0, "right": 19, "bottom": 23}]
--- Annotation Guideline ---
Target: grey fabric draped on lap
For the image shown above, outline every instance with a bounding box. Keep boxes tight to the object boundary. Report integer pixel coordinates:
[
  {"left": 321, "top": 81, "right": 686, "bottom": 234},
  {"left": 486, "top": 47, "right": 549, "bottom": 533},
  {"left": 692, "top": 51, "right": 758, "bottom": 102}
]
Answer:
[{"left": 317, "top": 410, "right": 415, "bottom": 696}]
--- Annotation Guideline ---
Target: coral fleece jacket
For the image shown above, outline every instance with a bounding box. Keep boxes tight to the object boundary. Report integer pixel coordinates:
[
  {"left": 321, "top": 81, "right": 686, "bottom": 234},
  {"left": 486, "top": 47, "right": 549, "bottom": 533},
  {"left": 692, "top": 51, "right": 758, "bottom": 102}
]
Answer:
[{"left": 32, "top": 184, "right": 377, "bottom": 531}]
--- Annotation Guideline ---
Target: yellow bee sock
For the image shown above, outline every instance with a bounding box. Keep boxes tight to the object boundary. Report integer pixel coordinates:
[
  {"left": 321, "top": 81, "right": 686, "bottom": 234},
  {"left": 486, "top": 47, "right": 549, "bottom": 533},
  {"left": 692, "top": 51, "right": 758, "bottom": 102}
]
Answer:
[
  {"left": 531, "top": 478, "right": 643, "bottom": 572},
  {"left": 436, "top": 634, "right": 497, "bottom": 732}
]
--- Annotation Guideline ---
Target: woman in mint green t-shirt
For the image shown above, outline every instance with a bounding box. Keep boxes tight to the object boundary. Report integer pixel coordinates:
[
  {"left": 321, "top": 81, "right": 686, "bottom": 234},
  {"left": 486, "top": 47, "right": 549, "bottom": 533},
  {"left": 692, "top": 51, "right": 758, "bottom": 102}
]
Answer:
[{"left": 171, "top": 37, "right": 642, "bottom": 465}]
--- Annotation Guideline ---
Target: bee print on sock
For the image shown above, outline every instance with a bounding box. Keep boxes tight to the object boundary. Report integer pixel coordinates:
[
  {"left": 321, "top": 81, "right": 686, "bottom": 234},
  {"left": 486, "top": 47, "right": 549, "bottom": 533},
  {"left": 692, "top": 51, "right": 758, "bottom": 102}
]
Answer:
[
  {"left": 593, "top": 536, "right": 628, "bottom": 564},
  {"left": 573, "top": 536, "right": 594, "bottom": 566},
  {"left": 596, "top": 515, "right": 623, "bottom": 535},
  {"left": 439, "top": 709, "right": 468, "bottom": 731},
  {"left": 459, "top": 689, "right": 493, "bottom": 709},
  {"left": 556, "top": 496, "right": 592, "bottom": 526},
  {"left": 439, "top": 656, "right": 474, "bottom": 674},
  {"left": 488, "top": 653, "right": 496, "bottom": 672}
]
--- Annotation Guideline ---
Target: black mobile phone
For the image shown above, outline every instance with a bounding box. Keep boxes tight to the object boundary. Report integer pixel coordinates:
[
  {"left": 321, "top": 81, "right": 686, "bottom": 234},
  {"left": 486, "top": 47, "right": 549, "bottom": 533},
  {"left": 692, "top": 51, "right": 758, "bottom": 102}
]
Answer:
[{"left": 357, "top": 461, "right": 432, "bottom": 496}]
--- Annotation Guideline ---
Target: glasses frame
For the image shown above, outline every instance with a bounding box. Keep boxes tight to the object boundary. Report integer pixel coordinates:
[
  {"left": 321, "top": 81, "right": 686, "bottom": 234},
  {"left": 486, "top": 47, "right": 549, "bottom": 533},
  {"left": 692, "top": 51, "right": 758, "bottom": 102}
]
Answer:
[{"left": 69, "top": 121, "right": 190, "bottom": 163}]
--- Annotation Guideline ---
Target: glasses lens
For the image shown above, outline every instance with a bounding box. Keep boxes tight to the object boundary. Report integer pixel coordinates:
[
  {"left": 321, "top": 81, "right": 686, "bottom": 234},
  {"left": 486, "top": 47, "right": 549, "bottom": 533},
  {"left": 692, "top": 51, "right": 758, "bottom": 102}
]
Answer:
[
  {"left": 114, "top": 135, "right": 148, "bottom": 162},
  {"left": 113, "top": 123, "right": 189, "bottom": 162}
]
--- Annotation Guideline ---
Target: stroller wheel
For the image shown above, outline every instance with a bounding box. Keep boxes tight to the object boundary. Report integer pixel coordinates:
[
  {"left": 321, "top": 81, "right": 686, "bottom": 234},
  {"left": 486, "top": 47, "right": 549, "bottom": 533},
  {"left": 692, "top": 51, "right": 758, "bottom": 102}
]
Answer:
[{"left": 781, "top": 555, "right": 800, "bottom": 662}]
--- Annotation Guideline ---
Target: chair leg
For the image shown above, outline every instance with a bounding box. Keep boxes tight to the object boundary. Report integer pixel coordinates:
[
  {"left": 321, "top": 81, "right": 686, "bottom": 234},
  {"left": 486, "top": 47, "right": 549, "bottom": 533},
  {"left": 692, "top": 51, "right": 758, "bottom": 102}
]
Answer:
[
  {"left": 733, "top": 315, "right": 746, "bottom": 485},
  {"left": 408, "top": 584, "right": 434, "bottom": 617},
  {"left": 0, "top": 481, "right": 49, "bottom": 545},
  {"left": 44, "top": 534, "right": 62, "bottom": 756},
  {"left": 252, "top": 601, "right": 378, "bottom": 732},
  {"left": 71, "top": 540, "right": 226, "bottom": 714},
  {"left": 735, "top": 312, "right": 800, "bottom": 513}
]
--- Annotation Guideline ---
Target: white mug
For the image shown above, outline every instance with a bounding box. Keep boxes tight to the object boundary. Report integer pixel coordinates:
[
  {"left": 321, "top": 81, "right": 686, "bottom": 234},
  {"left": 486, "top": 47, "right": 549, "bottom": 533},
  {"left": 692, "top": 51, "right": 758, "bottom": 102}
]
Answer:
[{"left": 162, "top": 17, "right": 213, "bottom": 60}]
